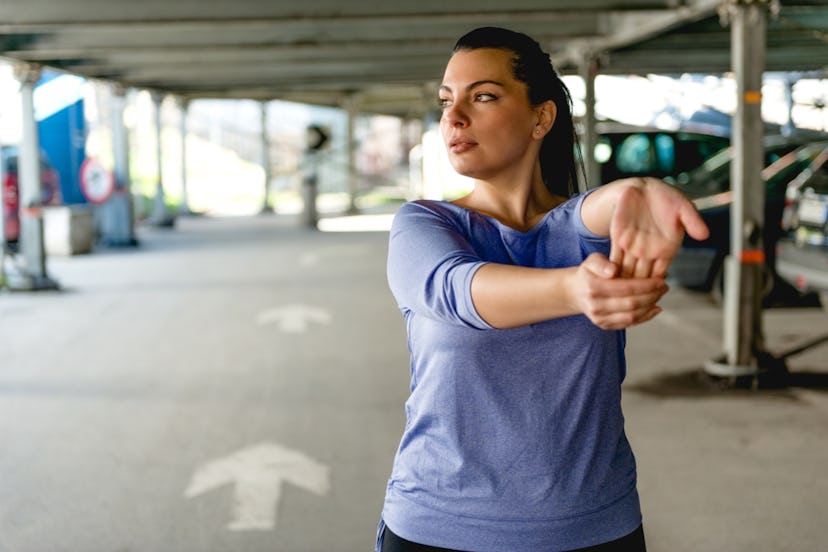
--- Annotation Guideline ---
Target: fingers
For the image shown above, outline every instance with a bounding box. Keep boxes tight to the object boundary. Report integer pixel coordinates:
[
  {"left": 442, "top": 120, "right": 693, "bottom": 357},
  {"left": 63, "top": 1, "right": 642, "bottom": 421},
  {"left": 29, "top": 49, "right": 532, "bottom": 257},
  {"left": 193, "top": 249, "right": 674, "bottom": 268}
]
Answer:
[
  {"left": 632, "top": 257, "right": 654, "bottom": 279},
  {"left": 582, "top": 252, "right": 618, "bottom": 279},
  {"left": 680, "top": 203, "right": 710, "bottom": 241},
  {"left": 651, "top": 257, "right": 671, "bottom": 280},
  {"left": 620, "top": 252, "right": 636, "bottom": 279},
  {"left": 609, "top": 178, "right": 709, "bottom": 278},
  {"left": 593, "top": 293, "right": 665, "bottom": 330},
  {"left": 577, "top": 268, "right": 669, "bottom": 329},
  {"left": 593, "top": 305, "right": 663, "bottom": 330},
  {"left": 610, "top": 247, "right": 658, "bottom": 279}
]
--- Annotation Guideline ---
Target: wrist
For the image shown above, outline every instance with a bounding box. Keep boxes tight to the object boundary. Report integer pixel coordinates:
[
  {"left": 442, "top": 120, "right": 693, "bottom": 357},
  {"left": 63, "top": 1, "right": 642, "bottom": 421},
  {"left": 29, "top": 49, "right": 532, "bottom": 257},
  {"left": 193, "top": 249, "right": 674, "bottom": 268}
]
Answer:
[{"left": 559, "top": 266, "right": 582, "bottom": 316}]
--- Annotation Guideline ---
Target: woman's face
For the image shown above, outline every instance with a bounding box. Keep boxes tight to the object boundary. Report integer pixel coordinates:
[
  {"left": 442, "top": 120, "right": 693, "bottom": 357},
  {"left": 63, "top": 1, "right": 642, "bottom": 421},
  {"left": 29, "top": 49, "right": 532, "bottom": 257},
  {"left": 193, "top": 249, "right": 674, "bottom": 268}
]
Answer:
[{"left": 439, "top": 48, "right": 541, "bottom": 181}]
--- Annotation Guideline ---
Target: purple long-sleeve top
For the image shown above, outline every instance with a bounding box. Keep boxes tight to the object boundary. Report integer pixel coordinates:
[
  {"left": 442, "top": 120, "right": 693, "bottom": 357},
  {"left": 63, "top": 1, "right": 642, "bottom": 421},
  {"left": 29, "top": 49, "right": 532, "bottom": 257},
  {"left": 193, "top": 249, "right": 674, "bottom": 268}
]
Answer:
[{"left": 378, "top": 193, "right": 641, "bottom": 552}]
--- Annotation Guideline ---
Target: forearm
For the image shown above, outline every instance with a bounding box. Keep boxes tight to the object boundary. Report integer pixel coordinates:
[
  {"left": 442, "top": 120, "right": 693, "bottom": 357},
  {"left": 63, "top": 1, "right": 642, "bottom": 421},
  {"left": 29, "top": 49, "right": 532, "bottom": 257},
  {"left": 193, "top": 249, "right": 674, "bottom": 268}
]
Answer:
[
  {"left": 470, "top": 263, "right": 579, "bottom": 329},
  {"left": 470, "top": 255, "right": 669, "bottom": 331}
]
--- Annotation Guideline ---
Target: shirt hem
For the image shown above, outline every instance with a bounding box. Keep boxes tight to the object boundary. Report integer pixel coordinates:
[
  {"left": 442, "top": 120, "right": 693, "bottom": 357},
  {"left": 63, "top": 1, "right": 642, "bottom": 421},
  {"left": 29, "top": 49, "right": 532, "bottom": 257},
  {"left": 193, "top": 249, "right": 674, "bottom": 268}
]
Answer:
[{"left": 382, "top": 485, "right": 642, "bottom": 552}]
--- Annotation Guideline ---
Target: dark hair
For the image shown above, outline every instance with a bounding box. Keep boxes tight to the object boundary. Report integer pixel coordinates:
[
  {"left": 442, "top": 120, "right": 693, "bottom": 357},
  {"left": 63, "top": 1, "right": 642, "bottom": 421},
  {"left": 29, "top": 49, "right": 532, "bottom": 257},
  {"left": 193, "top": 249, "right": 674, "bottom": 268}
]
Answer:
[{"left": 453, "top": 27, "right": 582, "bottom": 197}]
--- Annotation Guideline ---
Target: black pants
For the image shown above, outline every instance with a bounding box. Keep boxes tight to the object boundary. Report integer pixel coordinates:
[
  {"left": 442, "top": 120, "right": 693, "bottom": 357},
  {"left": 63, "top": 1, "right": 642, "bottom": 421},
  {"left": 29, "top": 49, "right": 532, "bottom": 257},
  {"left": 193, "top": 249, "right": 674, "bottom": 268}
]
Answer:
[{"left": 381, "top": 524, "right": 646, "bottom": 552}]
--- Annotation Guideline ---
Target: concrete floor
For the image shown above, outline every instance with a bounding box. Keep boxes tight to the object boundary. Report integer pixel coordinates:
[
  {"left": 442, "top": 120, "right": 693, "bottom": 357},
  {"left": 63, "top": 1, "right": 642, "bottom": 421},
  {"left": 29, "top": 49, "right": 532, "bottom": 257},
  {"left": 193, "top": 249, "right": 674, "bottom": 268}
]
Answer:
[{"left": 1, "top": 212, "right": 826, "bottom": 552}]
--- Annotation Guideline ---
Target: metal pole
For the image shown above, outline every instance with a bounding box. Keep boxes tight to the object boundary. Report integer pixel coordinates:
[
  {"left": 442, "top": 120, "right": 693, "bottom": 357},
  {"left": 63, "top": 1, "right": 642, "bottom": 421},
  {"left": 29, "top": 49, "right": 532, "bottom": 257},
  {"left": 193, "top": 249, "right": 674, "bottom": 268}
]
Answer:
[
  {"left": 579, "top": 54, "right": 599, "bottom": 191},
  {"left": 706, "top": 0, "right": 776, "bottom": 382},
  {"left": 260, "top": 100, "right": 273, "bottom": 213},
  {"left": 10, "top": 63, "right": 58, "bottom": 290}
]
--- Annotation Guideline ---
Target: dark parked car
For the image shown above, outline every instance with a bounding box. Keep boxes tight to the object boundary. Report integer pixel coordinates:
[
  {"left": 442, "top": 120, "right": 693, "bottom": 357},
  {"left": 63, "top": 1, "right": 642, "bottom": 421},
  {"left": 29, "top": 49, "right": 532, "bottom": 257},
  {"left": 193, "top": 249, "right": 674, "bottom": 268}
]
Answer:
[
  {"left": 2, "top": 145, "right": 62, "bottom": 244},
  {"left": 776, "top": 142, "right": 828, "bottom": 310},
  {"left": 594, "top": 122, "right": 729, "bottom": 185},
  {"left": 665, "top": 136, "right": 826, "bottom": 298}
]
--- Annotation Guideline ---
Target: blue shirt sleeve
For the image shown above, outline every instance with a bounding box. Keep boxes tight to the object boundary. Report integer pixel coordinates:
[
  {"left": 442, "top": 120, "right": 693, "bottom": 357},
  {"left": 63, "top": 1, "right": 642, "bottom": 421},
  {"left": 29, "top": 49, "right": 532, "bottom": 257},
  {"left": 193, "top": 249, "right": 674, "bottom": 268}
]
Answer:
[
  {"left": 387, "top": 201, "right": 492, "bottom": 330},
  {"left": 573, "top": 189, "right": 613, "bottom": 257}
]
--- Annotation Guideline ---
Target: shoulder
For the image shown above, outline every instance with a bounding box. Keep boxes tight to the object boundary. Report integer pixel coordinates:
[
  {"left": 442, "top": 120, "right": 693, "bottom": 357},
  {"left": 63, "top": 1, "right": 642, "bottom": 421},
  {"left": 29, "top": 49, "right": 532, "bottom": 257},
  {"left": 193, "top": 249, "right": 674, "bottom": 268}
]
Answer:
[
  {"left": 392, "top": 200, "right": 468, "bottom": 230},
  {"left": 397, "top": 199, "right": 462, "bottom": 217}
]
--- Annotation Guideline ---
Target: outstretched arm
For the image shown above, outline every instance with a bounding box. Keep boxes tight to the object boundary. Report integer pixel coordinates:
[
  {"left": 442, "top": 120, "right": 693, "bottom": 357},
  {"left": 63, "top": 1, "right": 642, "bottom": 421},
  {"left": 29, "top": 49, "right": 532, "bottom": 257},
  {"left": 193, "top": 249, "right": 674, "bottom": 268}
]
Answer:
[
  {"left": 389, "top": 198, "right": 674, "bottom": 332},
  {"left": 580, "top": 177, "right": 710, "bottom": 278},
  {"left": 470, "top": 253, "right": 668, "bottom": 330}
]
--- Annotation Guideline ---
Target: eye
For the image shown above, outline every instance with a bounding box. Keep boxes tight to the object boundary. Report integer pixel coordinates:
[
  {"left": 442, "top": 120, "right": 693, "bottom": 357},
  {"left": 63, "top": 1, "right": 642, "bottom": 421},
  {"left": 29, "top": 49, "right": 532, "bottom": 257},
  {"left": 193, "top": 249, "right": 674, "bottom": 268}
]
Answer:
[
  {"left": 475, "top": 93, "right": 497, "bottom": 102},
  {"left": 437, "top": 97, "right": 452, "bottom": 109}
]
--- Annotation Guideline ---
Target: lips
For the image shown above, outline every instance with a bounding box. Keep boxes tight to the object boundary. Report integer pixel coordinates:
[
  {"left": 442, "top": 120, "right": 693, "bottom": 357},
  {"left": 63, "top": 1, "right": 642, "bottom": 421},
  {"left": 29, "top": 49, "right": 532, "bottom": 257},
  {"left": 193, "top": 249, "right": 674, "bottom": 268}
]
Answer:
[{"left": 448, "top": 137, "right": 477, "bottom": 153}]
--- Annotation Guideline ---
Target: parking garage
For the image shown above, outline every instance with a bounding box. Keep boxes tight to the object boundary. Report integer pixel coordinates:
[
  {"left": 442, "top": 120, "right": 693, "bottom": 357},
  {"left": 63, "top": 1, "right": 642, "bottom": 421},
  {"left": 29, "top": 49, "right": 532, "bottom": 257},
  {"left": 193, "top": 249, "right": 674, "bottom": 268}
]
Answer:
[{"left": 1, "top": 1, "right": 828, "bottom": 551}]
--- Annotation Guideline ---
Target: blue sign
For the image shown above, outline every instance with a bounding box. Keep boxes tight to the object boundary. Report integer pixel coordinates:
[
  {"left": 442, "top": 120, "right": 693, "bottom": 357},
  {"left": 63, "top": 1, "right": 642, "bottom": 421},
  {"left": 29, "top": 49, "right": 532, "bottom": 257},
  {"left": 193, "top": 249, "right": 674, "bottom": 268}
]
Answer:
[{"left": 35, "top": 70, "right": 87, "bottom": 205}]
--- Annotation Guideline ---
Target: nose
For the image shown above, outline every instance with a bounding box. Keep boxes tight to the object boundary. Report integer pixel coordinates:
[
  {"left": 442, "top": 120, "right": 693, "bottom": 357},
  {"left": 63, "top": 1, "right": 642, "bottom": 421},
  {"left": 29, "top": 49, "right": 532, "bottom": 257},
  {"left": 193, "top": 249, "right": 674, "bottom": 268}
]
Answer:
[{"left": 442, "top": 102, "right": 469, "bottom": 128}]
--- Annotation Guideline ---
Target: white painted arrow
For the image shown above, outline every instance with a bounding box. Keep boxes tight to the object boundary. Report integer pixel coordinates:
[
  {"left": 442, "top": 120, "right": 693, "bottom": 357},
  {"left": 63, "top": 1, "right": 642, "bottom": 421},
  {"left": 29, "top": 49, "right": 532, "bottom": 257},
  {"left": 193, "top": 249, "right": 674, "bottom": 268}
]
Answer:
[
  {"left": 185, "top": 442, "right": 330, "bottom": 531},
  {"left": 256, "top": 304, "right": 332, "bottom": 333}
]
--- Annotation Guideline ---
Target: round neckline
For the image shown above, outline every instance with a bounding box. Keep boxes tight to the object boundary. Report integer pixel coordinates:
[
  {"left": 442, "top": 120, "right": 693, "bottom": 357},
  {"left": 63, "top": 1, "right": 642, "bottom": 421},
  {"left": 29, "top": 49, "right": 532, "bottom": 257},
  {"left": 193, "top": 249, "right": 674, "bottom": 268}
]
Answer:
[{"left": 439, "top": 200, "right": 556, "bottom": 236}]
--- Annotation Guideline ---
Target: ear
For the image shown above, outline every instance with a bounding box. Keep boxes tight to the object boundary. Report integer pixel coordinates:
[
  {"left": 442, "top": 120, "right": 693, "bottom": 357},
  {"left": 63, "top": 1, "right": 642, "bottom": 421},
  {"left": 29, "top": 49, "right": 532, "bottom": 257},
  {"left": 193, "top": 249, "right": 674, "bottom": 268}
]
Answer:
[{"left": 533, "top": 100, "right": 557, "bottom": 139}]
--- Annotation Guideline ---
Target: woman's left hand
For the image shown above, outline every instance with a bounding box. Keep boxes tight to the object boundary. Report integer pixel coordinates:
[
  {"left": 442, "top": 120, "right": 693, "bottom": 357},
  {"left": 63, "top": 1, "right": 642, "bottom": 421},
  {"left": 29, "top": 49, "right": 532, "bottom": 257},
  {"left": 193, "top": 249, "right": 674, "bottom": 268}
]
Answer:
[{"left": 609, "top": 178, "right": 710, "bottom": 279}]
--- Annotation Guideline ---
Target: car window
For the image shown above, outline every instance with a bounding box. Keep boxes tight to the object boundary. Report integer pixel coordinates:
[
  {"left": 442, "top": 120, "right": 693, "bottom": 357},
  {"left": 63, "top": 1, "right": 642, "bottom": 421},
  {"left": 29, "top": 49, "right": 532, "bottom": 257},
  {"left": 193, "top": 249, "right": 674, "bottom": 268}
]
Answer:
[
  {"left": 595, "top": 128, "right": 728, "bottom": 185},
  {"left": 615, "top": 134, "right": 655, "bottom": 174},
  {"left": 674, "top": 135, "right": 727, "bottom": 175},
  {"left": 653, "top": 134, "right": 676, "bottom": 174},
  {"left": 674, "top": 152, "right": 731, "bottom": 197}
]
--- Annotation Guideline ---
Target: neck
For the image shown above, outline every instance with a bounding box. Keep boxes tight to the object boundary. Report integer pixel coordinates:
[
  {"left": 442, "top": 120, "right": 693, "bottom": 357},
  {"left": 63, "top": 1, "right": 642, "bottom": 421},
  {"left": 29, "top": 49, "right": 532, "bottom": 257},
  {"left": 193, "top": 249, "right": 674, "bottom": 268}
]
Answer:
[{"left": 452, "top": 164, "right": 564, "bottom": 231}]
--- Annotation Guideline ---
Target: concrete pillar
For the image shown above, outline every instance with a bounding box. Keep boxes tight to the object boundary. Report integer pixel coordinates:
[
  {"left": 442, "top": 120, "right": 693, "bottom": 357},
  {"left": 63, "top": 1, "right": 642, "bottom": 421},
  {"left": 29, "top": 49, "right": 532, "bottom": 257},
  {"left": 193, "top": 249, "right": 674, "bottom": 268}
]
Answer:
[
  {"left": 99, "top": 84, "right": 138, "bottom": 246},
  {"left": 579, "top": 54, "right": 600, "bottom": 191},
  {"left": 343, "top": 95, "right": 360, "bottom": 214},
  {"left": 9, "top": 63, "right": 58, "bottom": 290},
  {"left": 150, "top": 92, "right": 174, "bottom": 227},
  {"left": 0, "top": 115, "right": 6, "bottom": 285},
  {"left": 178, "top": 97, "right": 192, "bottom": 215},
  {"left": 0, "top": 160, "right": 4, "bottom": 246},
  {"left": 706, "top": 0, "right": 778, "bottom": 383},
  {"left": 260, "top": 100, "right": 273, "bottom": 213}
]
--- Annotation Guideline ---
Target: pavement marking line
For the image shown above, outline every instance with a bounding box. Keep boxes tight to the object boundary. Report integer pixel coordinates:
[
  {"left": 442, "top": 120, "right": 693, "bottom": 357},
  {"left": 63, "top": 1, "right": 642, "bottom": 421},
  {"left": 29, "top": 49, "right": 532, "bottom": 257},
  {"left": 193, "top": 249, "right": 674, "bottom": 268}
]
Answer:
[
  {"left": 256, "top": 304, "right": 332, "bottom": 333},
  {"left": 185, "top": 442, "right": 331, "bottom": 531}
]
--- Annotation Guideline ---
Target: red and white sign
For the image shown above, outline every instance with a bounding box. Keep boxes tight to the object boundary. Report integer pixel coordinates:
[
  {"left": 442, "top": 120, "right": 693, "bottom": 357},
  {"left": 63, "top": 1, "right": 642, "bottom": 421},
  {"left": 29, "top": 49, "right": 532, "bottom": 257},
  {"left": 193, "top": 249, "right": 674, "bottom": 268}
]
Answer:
[{"left": 79, "top": 158, "right": 114, "bottom": 205}]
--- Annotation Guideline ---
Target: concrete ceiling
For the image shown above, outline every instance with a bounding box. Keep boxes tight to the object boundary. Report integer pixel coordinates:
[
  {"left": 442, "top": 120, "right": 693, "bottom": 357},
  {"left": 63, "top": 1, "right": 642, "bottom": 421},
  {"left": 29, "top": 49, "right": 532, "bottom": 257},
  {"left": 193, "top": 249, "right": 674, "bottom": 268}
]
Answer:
[{"left": 0, "top": 0, "right": 826, "bottom": 116}]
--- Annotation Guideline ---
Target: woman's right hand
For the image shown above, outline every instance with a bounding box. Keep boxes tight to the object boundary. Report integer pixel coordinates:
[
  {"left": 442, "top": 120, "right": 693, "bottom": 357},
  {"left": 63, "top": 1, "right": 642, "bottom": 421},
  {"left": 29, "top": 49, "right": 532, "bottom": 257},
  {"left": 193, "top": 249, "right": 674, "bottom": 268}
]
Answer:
[{"left": 569, "top": 253, "right": 669, "bottom": 330}]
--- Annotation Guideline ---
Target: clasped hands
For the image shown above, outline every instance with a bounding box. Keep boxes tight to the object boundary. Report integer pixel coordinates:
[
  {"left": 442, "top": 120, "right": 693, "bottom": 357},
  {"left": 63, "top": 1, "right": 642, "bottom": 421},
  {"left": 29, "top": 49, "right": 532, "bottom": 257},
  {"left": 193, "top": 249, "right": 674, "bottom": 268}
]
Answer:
[{"left": 575, "top": 178, "right": 710, "bottom": 330}]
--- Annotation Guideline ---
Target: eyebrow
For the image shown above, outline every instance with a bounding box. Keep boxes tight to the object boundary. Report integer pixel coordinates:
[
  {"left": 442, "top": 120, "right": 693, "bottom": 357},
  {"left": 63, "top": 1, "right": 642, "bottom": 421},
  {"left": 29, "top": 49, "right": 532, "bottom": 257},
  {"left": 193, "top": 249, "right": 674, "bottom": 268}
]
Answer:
[{"left": 439, "top": 80, "right": 505, "bottom": 93}]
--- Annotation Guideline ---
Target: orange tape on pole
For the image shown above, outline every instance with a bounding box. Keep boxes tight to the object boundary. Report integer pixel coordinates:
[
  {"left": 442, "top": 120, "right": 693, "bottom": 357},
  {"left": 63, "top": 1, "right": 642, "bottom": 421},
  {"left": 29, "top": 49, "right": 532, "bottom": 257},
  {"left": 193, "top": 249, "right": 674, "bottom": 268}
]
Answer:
[
  {"left": 744, "top": 90, "right": 762, "bottom": 104},
  {"left": 740, "top": 249, "right": 765, "bottom": 264}
]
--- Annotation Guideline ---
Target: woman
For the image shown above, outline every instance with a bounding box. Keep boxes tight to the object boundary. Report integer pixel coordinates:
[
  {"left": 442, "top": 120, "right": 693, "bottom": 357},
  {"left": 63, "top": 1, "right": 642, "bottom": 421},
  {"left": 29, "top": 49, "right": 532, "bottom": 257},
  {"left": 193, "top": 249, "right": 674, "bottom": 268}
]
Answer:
[{"left": 377, "top": 27, "right": 708, "bottom": 552}]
